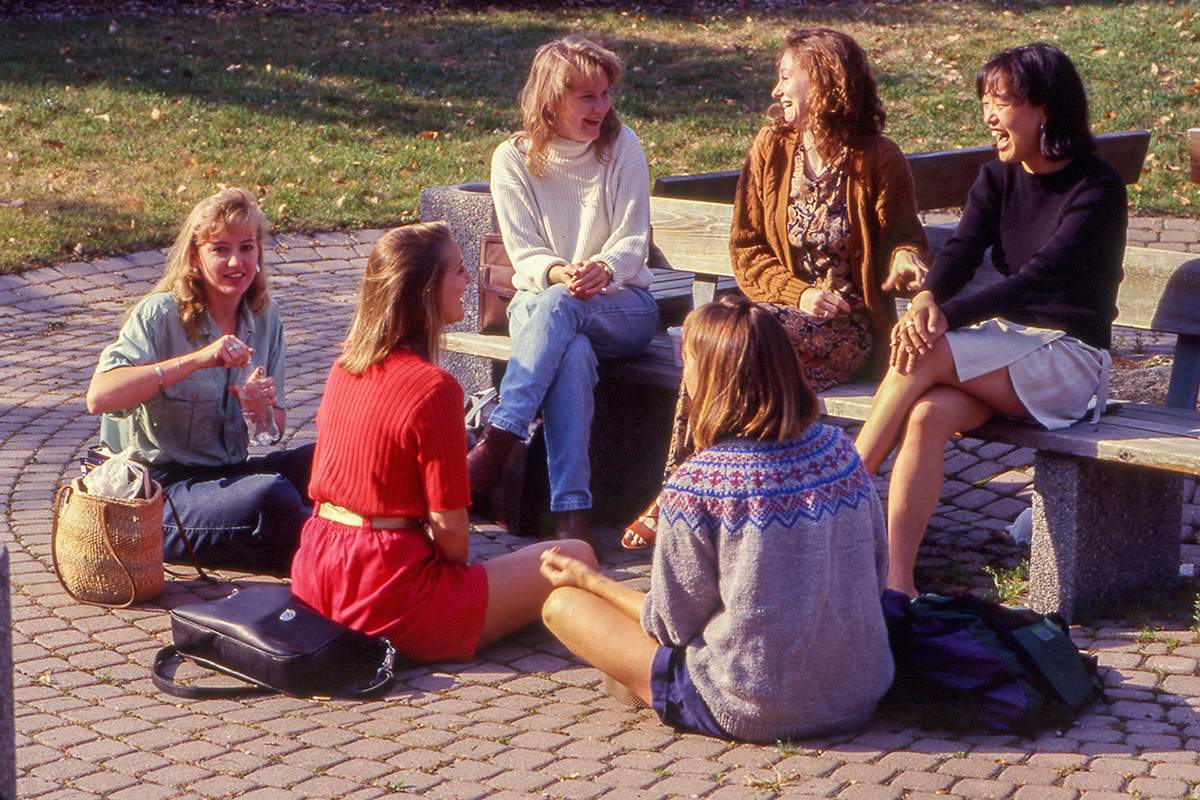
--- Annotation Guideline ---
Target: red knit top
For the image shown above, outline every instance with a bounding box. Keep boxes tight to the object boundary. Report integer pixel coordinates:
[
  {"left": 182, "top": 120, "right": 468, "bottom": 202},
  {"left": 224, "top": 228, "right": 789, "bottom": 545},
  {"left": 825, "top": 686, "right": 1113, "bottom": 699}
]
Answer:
[{"left": 308, "top": 349, "right": 471, "bottom": 518}]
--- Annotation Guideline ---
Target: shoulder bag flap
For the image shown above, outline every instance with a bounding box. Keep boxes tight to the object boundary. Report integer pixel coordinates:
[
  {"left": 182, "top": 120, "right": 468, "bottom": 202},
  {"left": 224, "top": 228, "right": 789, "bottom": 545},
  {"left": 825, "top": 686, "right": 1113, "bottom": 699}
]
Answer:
[{"left": 479, "top": 232, "right": 516, "bottom": 335}]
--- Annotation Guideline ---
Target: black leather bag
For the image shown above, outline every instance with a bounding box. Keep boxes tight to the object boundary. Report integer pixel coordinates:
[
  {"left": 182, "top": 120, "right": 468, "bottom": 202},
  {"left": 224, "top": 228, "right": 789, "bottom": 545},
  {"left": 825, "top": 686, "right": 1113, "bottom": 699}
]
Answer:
[{"left": 151, "top": 584, "right": 395, "bottom": 699}]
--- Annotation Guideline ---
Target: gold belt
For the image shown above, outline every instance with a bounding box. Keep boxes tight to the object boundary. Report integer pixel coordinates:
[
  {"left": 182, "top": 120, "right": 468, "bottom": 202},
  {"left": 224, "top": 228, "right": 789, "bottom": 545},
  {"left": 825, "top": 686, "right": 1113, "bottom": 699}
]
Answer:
[{"left": 316, "top": 503, "right": 423, "bottom": 531}]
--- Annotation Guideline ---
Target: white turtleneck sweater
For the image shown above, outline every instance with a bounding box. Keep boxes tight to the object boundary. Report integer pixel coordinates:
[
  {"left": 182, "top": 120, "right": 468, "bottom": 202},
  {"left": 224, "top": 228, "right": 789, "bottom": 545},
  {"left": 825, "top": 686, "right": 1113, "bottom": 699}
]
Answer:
[{"left": 490, "top": 125, "right": 654, "bottom": 294}]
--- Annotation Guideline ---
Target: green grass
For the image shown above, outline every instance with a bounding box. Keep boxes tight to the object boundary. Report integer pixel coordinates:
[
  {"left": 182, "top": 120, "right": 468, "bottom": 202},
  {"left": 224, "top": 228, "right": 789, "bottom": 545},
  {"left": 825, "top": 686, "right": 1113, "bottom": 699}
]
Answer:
[
  {"left": 983, "top": 559, "right": 1029, "bottom": 605},
  {"left": 1, "top": 1, "right": 1197, "bottom": 274}
]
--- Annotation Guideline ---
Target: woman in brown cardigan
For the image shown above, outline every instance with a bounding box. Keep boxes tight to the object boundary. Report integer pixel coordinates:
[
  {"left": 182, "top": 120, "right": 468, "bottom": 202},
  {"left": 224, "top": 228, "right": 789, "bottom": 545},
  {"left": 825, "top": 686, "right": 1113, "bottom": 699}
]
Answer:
[{"left": 624, "top": 27, "right": 929, "bottom": 549}]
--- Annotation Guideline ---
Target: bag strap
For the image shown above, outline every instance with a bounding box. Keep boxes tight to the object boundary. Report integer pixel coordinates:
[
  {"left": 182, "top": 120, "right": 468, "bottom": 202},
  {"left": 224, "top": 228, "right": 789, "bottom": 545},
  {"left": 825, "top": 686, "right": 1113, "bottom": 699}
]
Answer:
[
  {"left": 51, "top": 481, "right": 139, "bottom": 609},
  {"left": 151, "top": 644, "right": 397, "bottom": 700},
  {"left": 162, "top": 491, "right": 216, "bottom": 585},
  {"left": 151, "top": 645, "right": 270, "bottom": 699}
]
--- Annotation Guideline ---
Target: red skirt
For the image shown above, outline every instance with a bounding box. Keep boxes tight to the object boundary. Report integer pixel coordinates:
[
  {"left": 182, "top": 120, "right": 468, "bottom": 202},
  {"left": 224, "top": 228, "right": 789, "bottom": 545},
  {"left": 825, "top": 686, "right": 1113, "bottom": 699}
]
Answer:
[{"left": 290, "top": 514, "right": 489, "bottom": 662}]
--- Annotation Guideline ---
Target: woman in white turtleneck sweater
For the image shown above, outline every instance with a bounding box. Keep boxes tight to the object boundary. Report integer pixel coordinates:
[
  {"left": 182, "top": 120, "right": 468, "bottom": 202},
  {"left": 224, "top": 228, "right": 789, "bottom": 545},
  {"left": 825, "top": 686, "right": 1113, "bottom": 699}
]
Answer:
[{"left": 467, "top": 35, "right": 659, "bottom": 545}]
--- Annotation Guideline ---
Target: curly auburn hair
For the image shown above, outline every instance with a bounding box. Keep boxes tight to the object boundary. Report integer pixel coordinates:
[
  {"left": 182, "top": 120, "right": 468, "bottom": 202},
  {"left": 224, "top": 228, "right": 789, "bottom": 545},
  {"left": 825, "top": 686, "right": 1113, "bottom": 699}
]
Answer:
[{"left": 771, "top": 28, "right": 886, "bottom": 161}]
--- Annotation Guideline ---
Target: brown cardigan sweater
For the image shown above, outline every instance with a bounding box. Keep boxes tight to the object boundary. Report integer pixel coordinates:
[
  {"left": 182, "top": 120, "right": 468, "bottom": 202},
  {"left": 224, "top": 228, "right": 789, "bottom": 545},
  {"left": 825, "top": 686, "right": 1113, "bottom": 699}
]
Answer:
[{"left": 730, "top": 127, "right": 929, "bottom": 377}]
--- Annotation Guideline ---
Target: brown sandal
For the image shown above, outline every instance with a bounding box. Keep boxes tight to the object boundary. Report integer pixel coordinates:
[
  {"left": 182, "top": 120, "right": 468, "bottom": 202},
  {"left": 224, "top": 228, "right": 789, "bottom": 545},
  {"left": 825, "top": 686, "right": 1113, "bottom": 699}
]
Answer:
[{"left": 621, "top": 501, "right": 659, "bottom": 550}]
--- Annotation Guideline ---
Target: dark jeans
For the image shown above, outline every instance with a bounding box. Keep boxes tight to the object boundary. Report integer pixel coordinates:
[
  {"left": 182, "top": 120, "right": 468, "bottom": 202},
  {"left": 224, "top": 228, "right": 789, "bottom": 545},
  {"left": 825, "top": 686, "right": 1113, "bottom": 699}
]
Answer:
[{"left": 153, "top": 444, "right": 315, "bottom": 576}]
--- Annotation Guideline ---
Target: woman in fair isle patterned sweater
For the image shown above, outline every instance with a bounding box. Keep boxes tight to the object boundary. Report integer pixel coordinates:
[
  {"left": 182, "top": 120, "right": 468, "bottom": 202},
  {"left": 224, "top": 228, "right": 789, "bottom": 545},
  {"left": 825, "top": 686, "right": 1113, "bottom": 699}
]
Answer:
[{"left": 538, "top": 295, "right": 894, "bottom": 742}]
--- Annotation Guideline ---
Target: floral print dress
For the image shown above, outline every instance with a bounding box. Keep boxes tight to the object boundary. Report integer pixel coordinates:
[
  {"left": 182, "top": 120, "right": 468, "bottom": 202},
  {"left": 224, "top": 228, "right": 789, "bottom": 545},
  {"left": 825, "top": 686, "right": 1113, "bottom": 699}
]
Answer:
[{"left": 662, "top": 144, "right": 873, "bottom": 476}]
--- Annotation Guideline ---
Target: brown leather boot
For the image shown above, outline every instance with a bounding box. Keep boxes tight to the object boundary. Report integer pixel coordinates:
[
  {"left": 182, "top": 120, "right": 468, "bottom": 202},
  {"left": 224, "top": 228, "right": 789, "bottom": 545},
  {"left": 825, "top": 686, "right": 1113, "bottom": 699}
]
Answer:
[
  {"left": 554, "top": 510, "right": 594, "bottom": 548},
  {"left": 466, "top": 424, "right": 521, "bottom": 494}
]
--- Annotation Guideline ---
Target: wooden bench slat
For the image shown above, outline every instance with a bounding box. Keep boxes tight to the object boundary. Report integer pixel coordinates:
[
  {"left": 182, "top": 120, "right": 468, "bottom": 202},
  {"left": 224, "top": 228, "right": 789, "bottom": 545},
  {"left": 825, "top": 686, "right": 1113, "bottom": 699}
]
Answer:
[
  {"left": 652, "top": 130, "right": 1151, "bottom": 212},
  {"left": 1117, "top": 251, "right": 1200, "bottom": 335}
]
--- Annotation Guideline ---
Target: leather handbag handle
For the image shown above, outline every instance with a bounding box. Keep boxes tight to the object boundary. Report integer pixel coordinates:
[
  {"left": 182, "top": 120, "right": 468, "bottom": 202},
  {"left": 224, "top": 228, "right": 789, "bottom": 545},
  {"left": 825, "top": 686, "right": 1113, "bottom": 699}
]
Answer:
[{"left": 151, "top": 646, "right": 268, "bottom": 699}]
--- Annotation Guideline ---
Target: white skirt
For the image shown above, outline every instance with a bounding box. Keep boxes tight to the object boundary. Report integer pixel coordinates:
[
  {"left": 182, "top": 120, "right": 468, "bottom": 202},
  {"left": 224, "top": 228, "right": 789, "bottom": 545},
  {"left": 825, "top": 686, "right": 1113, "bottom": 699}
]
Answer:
[{"left": 944, "top": 319, "right": 1111, "bottom": 430}]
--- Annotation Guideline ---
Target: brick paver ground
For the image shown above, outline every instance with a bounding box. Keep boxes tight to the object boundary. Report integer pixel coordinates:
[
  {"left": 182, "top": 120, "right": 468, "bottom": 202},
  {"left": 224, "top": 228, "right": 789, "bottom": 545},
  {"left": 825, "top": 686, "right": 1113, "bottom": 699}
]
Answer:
[{"left": 3, "top": 225, "right": 1200, "bottom": 799}]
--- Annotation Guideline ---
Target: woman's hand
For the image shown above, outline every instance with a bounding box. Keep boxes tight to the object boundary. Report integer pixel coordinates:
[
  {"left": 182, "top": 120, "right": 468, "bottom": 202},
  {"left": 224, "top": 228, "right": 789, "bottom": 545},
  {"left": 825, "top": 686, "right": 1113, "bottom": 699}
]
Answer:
[
  {"left": 229, "top": 371, "right": 278, "bottom": 412},
  {"left": 197, "top": 335, "right": 254, "bottom": 370},
  {"left": 539, "top": 546, "right": 598, "bottom": 590},
  {"left": 881, "top": 250, "right": 929, "bottom": 297},
  {"left": 890, "top": 291, "right": 947, "bottom": 374},
  {"left": 562, "top": 261, "right": 610, "bottom": 300},
  {"left": 799, "top": 286, "right": 851, "bottom": 319}
]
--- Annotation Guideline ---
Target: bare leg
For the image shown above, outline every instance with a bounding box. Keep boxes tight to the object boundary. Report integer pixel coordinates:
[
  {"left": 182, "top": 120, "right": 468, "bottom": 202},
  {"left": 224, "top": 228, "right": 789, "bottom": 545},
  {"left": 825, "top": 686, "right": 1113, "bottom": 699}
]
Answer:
[
  {"left": 542, "top": 586, "right": 659, "bottom": 705},
  {"left": 855, "top": 338, "right": 962, "bottom": 475},
  {"left": 886, "top": 387, "right": 995, "bottom": 595},
  {"left": 856, "top": 338, "right": 1032, "bottom": 475},
  {"left": 477, "top": 539, "right": 597, "bottom": 649},
  {"left": 884, "top": 367, "right": 1029, "bottom": 595}
]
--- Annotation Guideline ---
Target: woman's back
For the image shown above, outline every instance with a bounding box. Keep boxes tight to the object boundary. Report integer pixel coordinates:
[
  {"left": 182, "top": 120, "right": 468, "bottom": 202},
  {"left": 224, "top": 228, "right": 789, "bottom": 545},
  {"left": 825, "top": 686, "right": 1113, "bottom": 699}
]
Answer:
[
  {"left": 644, "top": 422, "right": 894, "bottom": 742},
  {"left": 308, "top": 349, "right": 469, "bottom": 519}
]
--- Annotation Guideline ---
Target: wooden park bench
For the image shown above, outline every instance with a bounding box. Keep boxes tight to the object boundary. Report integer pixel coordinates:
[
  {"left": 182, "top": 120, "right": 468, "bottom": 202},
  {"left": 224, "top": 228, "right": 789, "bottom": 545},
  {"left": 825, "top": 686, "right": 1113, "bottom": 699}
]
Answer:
[{"left": 436, "top": 128, "right": 1200, "bottom": 621}]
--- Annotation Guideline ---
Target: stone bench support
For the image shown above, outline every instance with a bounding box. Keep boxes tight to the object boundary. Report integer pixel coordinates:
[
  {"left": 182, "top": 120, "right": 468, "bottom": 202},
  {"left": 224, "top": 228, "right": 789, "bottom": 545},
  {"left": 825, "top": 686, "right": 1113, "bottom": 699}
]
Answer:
[{"left": 1031, "top": 452, "right": 1182, "bottom": 621}]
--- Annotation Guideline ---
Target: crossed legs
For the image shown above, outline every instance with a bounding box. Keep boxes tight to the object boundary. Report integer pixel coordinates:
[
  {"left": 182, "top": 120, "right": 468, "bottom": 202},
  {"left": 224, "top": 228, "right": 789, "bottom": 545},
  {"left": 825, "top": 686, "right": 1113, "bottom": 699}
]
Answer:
[{"left": 855, "top": 337, "right": 1030, "bottom": 596}]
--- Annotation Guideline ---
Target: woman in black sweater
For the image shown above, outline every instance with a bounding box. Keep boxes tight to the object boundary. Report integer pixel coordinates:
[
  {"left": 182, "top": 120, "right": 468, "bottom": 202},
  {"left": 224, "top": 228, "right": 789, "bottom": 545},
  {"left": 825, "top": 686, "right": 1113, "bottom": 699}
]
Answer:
[{"left": 854, "top": 43, "right": 1127, "bottom": 596}]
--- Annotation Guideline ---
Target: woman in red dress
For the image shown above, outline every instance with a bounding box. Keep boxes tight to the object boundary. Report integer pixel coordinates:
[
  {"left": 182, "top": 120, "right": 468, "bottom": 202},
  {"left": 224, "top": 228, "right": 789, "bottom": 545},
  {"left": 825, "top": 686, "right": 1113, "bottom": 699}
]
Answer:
[{"left": 291, "top": 222, "right": 597, "bottom": 662}]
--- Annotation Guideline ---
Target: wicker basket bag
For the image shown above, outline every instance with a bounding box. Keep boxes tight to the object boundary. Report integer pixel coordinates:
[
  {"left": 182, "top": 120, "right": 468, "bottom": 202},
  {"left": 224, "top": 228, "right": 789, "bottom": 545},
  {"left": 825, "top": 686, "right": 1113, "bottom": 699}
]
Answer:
[{"left": 52, "top": 466, "right": 165, "bottom": 607}]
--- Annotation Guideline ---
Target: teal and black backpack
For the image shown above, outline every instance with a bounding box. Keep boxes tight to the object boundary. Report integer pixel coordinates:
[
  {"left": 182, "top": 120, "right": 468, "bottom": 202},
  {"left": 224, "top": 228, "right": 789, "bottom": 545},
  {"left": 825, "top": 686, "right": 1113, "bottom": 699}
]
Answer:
[{"left": 880, "top": 590, "right": 1104, "bottom": 733}]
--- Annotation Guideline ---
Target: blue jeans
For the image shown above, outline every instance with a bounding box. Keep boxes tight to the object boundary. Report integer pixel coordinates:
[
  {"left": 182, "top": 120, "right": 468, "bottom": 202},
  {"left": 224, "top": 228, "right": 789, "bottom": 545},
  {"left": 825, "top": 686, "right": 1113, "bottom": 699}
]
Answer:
[
  {"left": 490, "top": 285, "right": 659, "bottom": 512},
  {"left": 153, "top": 443, "right": 314, "bottom": 576}
]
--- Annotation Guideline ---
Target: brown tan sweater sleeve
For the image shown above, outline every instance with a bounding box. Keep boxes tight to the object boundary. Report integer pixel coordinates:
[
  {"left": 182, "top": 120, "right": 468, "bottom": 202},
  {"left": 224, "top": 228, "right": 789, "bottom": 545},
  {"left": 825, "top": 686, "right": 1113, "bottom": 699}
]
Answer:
[{"left": 729, "top": 127, "right": 811, "bottom": 308}]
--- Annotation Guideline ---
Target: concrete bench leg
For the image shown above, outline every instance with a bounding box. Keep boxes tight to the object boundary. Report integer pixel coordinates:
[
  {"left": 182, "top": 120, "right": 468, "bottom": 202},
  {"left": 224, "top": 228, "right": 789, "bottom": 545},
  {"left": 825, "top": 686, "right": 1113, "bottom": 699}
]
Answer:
[{"left": 1030, "top": 452, "right": 1181, "bottom": 623}]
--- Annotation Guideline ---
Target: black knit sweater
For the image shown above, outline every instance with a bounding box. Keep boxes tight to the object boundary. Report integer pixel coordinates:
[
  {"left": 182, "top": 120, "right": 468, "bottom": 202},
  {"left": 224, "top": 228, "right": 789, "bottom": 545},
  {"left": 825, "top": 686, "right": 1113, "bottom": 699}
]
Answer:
[{"left": 925, "top": 152, "right": 1127, "bottom": 349}]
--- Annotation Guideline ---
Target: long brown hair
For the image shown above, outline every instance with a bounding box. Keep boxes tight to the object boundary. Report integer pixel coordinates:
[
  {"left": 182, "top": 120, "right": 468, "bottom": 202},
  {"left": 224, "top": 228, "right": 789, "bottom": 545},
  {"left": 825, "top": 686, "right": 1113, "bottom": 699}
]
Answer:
[
  {"left": 685, "top": 295, "right": 818, "bottom": 450},
  {"left": 514, "top": 35, "right": 623, "bottom": 178},
  {"left": 151, "top": 187, "right": 270, "bottom": 341},
  {"left": 338, "top": 222, "right": 455, "bottom": 373},
  {"left": 771, "top": 28, "right": 886, "bottom": 161}
]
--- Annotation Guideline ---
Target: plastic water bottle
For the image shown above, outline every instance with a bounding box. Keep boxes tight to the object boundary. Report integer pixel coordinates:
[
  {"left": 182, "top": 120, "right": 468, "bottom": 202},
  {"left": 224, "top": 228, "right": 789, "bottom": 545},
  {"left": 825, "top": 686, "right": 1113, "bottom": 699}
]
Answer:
[{"left": 239, "top": 365, "right": 280, "bottom": 446}]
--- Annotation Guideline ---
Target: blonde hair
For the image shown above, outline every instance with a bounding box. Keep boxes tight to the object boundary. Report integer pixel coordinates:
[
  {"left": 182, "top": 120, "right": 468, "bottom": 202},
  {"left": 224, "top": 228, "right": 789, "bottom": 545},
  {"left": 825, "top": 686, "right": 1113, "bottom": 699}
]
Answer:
[
  {"left": 338, "top": 222, "right": 455, "bottom": 373},
  {"left": 514, "top": 35, "right": 623, "bottom": 177},
  {"left": 685, "top": 295, "right": 818, "bottom": 450},
  {"left": 152, "top": 187, "right": 270, "bottom": 341},
  {"left": 770, "top": 28, "right": 886, "bottom": 162}
]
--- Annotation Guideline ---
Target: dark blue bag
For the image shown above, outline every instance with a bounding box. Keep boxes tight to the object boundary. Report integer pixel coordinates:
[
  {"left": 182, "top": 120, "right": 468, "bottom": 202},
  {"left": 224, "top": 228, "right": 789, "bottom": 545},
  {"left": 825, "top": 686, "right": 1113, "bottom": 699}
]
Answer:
[{"left": 881, "top": 590, "right": 1103, "bottom": 733}]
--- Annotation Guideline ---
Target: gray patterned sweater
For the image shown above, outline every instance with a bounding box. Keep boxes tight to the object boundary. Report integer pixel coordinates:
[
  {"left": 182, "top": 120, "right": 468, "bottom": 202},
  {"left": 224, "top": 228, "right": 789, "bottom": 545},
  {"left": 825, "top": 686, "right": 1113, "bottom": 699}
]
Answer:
[{"left": 641, "top": 423, "right": 894, "bottom": 742}]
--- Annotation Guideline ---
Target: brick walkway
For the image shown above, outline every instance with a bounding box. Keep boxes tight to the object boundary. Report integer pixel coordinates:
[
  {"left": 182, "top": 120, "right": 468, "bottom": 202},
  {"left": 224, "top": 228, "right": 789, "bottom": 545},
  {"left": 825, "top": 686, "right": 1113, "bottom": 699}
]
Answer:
[{"left": 3, "top": 229, "right": 1200, "bottom": 800}]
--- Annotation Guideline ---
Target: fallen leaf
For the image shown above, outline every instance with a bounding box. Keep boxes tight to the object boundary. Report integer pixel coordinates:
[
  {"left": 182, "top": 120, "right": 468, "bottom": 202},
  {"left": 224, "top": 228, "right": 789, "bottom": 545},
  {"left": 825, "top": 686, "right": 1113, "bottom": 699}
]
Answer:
[
  {"left": 150, "top": 107, "right": 162, "bottom": 122},
  {"left": 308, "top": 154, "right": 323, "bottom": 165},
  {"left": 417, "top": 130, "right": 438, "bottom": 140},
  {"left": 226, "top": 64, "right": 243, "bottom": 73},
  {"left": 175, "top": 184, "right": 187, "bottom": 195},
  {"left": 108, "top": 20, "right": 118, "bottom": 34},
  {"left": 42, "top": 139, "right": 65, "bottom": 150},
  {"left": 94, "top": 113, "right": 110, "bottom": 123},
  {"left": 0, "top": 199, "right": 26, "bottom": 209},
  {"left": 335, "top": 195, "right": 346, "bottom": 208},
  {"left": 0, "top": 103, "right": 10, "bottom": 113}
]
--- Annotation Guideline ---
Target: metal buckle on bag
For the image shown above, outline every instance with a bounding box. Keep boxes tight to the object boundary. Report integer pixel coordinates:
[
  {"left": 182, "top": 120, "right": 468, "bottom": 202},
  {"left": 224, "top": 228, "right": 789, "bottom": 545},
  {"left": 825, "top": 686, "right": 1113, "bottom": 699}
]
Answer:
[{"left": 382, "top": 641, "right": 396, "bottom": 672}]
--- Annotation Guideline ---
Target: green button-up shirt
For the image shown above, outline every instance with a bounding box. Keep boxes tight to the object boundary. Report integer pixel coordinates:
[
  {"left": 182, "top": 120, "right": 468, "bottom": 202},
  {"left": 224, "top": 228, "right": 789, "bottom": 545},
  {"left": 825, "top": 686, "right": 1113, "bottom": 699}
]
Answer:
[{"left": 96, "top": 292, "right": 288, "bottom": 467}]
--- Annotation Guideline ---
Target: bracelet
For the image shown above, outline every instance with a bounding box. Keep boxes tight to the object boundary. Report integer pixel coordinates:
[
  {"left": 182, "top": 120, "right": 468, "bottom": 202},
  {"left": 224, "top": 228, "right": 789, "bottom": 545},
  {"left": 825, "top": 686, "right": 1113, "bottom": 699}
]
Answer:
[{"left": 153, "top": 363, "right": 164, "bottom": 388}]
